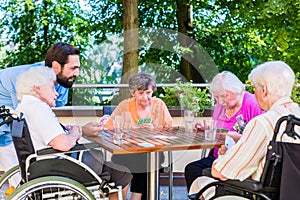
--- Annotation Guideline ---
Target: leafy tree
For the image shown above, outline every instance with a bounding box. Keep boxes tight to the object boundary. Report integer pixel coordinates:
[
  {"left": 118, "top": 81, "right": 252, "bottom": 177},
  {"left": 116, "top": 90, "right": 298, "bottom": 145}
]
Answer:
[
  {"left": 192, "top": 0, "right": 300, "bottom": 81},
  {"left": 1, "top": 0, "right": 300, "bottom": 106},
  {"left": 0, "top": 0, "right": 90, "bottom": 68}
]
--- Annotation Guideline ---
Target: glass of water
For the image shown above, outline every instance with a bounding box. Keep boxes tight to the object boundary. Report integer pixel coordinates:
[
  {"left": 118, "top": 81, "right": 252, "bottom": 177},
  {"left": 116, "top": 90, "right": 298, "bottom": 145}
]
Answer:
[
  {"left": 184, "top": 110, "right": 195, "bottom": 132},
  {"left": 122, "top": 112, "right": 132, "bottom": 134},
  {"left": 113, "top": 115, "right": 123, "bottom": 144},
  {"left": 203, "top": 119, "right": 217, "bottom": 141}
]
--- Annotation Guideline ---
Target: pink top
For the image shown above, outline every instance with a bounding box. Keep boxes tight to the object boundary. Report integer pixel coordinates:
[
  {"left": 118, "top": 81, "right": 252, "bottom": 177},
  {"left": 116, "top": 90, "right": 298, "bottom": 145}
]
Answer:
[
  {"left": 214, "top": 97, "right": 300, "bottom": 181},
  {"left": 212, "top": 91, "right": 264, "bottom": 157}
]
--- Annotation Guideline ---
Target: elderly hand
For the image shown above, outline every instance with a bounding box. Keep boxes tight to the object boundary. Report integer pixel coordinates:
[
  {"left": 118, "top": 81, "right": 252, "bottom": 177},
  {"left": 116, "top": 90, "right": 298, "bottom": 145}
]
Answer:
[
  {"left": 82, "top": 122, "right": 104, "bottom": 136},
  {"left": 66, "top": 125, "right": 82, "bottom": 141},
  {"left": 218, "top": 145, "right": 227, "bottom": 156},
  {"left": 140, "top": 123, "right": 154, "bottom": 129},
  {"left": 195, "top": 121, "right": 205, "bottom": 131}
]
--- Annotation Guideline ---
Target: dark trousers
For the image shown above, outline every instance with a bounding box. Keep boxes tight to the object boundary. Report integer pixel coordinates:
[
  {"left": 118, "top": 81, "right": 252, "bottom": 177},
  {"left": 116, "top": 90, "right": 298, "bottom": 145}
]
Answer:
[
  {"left": 184, "top": 155, "right": 216, "bottom": 191},
  {"left": 112, "top": 152, "right": 165, "bottom": 200}
]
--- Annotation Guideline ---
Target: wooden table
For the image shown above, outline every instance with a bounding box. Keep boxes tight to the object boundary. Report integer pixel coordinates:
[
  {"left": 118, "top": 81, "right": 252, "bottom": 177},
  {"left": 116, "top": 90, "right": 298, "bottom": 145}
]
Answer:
[{"left": 86, "top": 127, "right": 224, "bottom": 200}]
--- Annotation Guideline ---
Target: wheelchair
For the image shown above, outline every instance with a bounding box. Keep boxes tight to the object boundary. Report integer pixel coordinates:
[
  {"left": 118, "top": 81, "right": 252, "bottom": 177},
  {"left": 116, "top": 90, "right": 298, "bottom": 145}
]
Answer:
[
  {"left": 0, "top": 105, "right": 123, "bottom": 200},
  {"left": 189, "top": 114, "right": 300, "bottom": 200}
]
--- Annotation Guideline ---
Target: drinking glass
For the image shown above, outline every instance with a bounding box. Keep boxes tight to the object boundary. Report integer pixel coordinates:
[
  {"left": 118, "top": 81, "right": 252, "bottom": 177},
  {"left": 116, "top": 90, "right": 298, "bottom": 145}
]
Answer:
[
  {"left": 203, "top": 119, "right": 217, "bottom": 141},
  {"left": 122, "top": 112, "right": 132, "bottom": 134},
  {"left": 184, "top": 110, "right": 194, "bottom": 132},
  {"left": 113, "top": 115, "right": 123, "bottom": 144}
]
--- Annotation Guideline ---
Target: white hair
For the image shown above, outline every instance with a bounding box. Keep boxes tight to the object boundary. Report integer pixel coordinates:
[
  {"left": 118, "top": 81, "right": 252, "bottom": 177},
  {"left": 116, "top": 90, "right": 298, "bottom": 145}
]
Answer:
[
  {"left": 248, "top": 60, "right": 295, "bottom": 99},
  {"left": 16, "top": 66, "right": 56, "bottom": 101},
  {"left": 209, "top": 71, "right": 245, "bottom": 95}
]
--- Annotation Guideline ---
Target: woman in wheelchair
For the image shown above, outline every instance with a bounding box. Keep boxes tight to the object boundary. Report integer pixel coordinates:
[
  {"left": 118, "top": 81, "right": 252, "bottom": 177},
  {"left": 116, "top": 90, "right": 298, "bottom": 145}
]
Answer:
[
  {"left": 189, "top": 61, "right": 300, "bottom": 199},
  {"left": 14, "top": 66, "right": 133, "bottom": 199}
]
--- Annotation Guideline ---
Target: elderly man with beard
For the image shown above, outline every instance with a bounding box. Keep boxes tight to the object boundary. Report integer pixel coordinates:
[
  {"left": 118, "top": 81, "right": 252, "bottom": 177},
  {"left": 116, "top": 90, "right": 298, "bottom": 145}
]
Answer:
[{"left": 0, "top": 42, "right": 103, "bottom": 186}]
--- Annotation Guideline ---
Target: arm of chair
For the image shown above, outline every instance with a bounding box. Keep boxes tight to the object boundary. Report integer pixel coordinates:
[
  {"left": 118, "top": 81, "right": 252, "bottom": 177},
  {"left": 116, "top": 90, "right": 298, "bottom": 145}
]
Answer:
[
  {"left": 201, "top": 168, "right": 262, "bottom": 191},
  {"left": 220, "top": 179, "right": 263, "bottom": 191},
  {"left": 189, "top": 174, "right": 263, "bottom": 200},
  {"left": 36, "top": 142, "right": 101, "bottom": 156}
]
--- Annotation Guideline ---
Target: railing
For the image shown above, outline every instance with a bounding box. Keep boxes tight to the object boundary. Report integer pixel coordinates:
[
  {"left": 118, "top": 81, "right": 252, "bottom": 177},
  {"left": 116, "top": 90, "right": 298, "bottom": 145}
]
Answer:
[
  {"left": 55, "top": 83, "right": 213, "bottom": 117},
  {"left": 72, "top": 83, "right": 211, "bottom": 88},
  {"left": 73, "top": 83, "right": 300, "bottom": 88},
  {"left": 54, "top": 83, "right": 299, "bottom": 117}
]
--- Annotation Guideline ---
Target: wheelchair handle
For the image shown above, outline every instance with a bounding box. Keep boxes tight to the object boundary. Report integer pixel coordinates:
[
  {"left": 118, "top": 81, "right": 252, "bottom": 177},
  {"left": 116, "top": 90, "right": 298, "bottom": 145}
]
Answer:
[
  {"left": 272, "top": 114, "right": 300, "bottom": 141},
  {"left": 0, "top": 105, "right": 23, "bottom": 126}
]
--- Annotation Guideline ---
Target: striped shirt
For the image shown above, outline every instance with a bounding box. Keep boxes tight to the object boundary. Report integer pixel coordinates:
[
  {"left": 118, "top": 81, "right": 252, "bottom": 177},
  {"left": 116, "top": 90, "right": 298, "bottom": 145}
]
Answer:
[{"left": 214, "top": 97, "right": 300, "bottom": 181}]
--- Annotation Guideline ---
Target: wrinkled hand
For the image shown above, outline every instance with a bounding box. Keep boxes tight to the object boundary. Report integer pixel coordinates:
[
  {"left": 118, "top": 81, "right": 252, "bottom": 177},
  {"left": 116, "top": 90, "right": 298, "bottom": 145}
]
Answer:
[
  {"left": 195, "top": 121, "right": 205, "bottom": 131},
  {"left": 218, "top": 145, "right": 227, "bottom": 156},
  {"left": 66, "top": 125, "right": 82, "bottom": 141},
  {"left": 82, "top": 122, "right": 104, "bottom": 136},
  {"left": 140, "top": 123, "right": 154, "bottom": 129}
]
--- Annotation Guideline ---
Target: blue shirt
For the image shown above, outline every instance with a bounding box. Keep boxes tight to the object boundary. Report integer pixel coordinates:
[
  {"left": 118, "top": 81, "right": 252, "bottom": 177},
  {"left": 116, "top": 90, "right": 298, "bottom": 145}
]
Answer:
[{"left": 0, "top": 62, "right": 69, "bottom": 146}]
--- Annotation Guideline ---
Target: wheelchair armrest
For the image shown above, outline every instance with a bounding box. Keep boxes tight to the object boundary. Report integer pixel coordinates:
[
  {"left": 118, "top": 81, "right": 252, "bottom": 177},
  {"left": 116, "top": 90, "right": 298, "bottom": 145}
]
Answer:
[
  {"left": 201, "top": 168, "right": 263, "bottom": 191},
  {"left": 36, "top": 142, "right": 101, "bottom": 156},
  {"left": 222, "top": 178, "right": 263, "bottom": 191}
]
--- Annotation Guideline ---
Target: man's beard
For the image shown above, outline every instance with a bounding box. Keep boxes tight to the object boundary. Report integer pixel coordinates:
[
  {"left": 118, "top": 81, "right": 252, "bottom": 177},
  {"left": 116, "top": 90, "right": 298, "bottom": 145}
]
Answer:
[{"left": 56, "top": 72, "right": 76, "bottom": 88}]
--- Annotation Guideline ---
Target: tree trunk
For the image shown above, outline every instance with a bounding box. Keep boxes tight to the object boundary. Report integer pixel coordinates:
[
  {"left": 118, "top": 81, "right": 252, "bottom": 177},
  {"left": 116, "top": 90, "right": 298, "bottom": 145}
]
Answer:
[
  {"left": 116, "top": 0, "right": 139, "bottom": 103},
  {"left": 176, "top": 0, "right": 205, "bottom": 83}
]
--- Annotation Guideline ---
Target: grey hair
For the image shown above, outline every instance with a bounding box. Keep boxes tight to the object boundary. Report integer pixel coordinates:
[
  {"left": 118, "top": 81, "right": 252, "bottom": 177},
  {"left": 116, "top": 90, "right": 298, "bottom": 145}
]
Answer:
[
  {"left": 248, "top": 60, "right": 295, "bottom": 98},
  {"left": 16, "top": 66, "right": 56, "bottom": 101},
  {"left": 128, "top": 72, "right": 156, "bottom": 93},
  {"left": 209, "top": 71, "right": 245, "bottom": 95}
]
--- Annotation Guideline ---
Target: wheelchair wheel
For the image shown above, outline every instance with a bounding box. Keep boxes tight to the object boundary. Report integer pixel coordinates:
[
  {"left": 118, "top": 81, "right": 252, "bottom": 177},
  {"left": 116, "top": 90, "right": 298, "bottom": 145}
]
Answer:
[
  {"left": 0, "top": 165, "right": 20, "bottom": 194},
  {"left": 7, "top": 176, "right": 96, "bottom": 200}
]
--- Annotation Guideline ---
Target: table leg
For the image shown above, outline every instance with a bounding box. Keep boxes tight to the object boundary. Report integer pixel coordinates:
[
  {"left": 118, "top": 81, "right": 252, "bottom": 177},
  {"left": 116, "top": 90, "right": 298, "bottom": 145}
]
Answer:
[
  {"left": 168, "top": 151, "right": 173, "bottom": 200},
  {"left": 201, "top": 149, "right": 207, "bottom": 158},
  {"left": 148, "top": 152, "right": 160, "bottom": 200}
]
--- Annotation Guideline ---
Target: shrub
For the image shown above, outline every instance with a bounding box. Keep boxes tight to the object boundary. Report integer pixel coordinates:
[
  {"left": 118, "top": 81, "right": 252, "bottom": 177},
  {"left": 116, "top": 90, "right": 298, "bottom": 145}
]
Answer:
[
  {"left": 291, "top": 72, "right": 300, "bottom": 105},
  {"left": 156, "top": 79, "right": 213, "bottom": 116}
]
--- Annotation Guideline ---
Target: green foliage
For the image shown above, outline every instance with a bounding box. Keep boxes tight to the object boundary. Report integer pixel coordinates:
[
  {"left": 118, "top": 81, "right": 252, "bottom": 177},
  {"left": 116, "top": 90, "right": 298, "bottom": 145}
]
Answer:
[
  {"left": 158, "top": 79, "right": 212, "bottom": 116},
  {"left": 1, "top": 0, "right": 300, "bottom": 108},
  {"left": 70, "top": 38, "right": 123, "bottom": 106},
  {"left": 292, "top": 72, "right": 300, "bottom": 105},
  {"left": 0, "top": 0, "right": 90, "bottom": 68},
  {"left": 245, "top": 73, "right": 300, "bottom": 105},
  {"left": 245, "top": 80, "right": 254, "bottom": 94},
  {"left": 193, "top": 0, "right": 300, "bottom": 82}
]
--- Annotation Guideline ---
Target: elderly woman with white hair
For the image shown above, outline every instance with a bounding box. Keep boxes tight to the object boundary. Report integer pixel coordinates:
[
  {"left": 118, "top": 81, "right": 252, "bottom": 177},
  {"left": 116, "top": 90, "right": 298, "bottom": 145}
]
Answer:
[
  {"left": 189, "top": 61, "right": 300, "bottom": 199},
  {"left": 185, "top": 71, "right": 263, "bottom": 192},
  {"left": 15, "top": 66, "right": 132, "bottom": 200}
]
